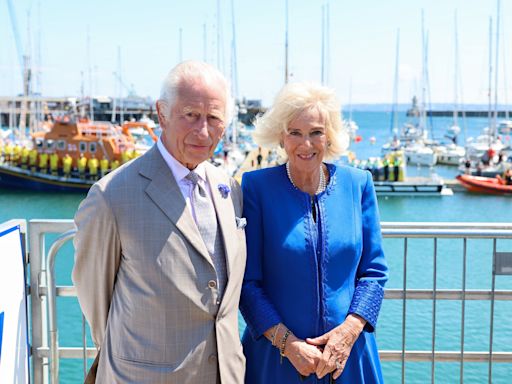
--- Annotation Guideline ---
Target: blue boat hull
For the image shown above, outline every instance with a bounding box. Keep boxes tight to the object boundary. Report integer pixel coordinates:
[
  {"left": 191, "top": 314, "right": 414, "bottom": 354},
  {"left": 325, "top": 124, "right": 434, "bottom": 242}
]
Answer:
[{"left": 0, "top": 165, "right": 93, "bottom": 193}]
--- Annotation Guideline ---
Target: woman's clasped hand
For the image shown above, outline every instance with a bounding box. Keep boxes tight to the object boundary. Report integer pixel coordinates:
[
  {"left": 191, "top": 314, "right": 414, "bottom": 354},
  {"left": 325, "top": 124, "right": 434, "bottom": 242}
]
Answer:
[
  {"left": 271, "top": 314, "right": 366, "bottom": 380},
  {"left": 306, "top": 314, "right": 366, "bottom": 380}
]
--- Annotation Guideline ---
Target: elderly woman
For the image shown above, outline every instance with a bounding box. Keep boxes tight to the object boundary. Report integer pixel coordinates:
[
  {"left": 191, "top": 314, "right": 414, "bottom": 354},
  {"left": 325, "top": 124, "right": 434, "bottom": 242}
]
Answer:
[{"left": 239, "top": 82, "right": 388, "bottom": 383}]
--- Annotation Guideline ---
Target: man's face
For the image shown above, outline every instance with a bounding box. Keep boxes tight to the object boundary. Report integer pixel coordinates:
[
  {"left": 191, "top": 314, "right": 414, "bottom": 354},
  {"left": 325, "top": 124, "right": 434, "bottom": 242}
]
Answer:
[{"left": 158, "top": 78, "right": 227, "bottom": 169}]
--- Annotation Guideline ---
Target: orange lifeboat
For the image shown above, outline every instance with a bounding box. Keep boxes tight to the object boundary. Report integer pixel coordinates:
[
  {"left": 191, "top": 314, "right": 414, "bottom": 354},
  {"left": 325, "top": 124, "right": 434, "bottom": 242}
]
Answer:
[{"left": 456, "top": 174, "right": 512, "bottom": 195}]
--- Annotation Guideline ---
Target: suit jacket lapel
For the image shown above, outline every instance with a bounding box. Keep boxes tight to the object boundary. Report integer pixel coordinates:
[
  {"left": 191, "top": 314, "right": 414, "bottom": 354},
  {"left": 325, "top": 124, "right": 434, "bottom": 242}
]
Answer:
[
  {"left": 140, "top": 146, "right": 211, "bottom": 265},
  {"left": 206, "top": 165, "right": 237, "bottom": 279}
]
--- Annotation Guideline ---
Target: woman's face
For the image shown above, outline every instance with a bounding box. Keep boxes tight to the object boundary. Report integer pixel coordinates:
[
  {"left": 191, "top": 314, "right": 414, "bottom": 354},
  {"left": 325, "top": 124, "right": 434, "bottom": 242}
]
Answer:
[{"left": 282, "top": 107, "right": 328, "bottom": 172}]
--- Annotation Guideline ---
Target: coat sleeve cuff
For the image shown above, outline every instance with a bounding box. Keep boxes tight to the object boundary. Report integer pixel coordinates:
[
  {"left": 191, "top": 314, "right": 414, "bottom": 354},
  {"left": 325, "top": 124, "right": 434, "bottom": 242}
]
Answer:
[
  {"left": 240, "top": 281, "right": 282, "bottom": 340},
  {"left": 348, "top": 280, "right": 384, "bottom": 333}
]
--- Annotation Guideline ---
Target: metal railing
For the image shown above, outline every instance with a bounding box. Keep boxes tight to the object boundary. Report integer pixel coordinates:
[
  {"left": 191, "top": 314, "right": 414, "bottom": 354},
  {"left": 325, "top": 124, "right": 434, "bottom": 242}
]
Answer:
[
  {"left": 22, "top": 220, "right": 512, "bottom": 383},
  {"left": 380, "top": 222, "right": 512, "bottom": 384}
]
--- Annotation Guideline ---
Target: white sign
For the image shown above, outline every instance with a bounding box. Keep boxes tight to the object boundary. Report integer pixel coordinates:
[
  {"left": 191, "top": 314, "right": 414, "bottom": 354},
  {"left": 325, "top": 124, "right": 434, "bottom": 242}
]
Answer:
[{"left": 0, "top": 224, "right": 29, "bottom": 383}]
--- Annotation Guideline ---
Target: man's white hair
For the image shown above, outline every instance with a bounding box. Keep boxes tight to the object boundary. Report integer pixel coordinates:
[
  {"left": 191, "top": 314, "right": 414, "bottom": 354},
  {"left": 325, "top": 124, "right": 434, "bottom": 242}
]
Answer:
[{"left": 158, "top": 60, "right": 234, "bottom": 124}]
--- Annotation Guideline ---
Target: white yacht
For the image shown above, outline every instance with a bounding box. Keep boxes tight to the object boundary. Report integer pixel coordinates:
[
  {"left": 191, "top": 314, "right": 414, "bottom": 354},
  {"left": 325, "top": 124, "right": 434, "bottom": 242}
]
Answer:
[
  {"left": 497, "top": 120, "right": 512, "bottom": 135},
  {"left": 403, "top": 143, "right": 437, "bottom": 166},
  {"left": 435, "top": 143, "right": 466, "bottom": 165}
]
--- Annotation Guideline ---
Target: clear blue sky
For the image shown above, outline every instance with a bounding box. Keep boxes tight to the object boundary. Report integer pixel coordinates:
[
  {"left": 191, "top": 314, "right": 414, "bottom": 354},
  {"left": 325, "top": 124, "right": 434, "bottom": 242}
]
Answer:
[{"left": 1, "top": 0, "right": 511, "bottom": 107}]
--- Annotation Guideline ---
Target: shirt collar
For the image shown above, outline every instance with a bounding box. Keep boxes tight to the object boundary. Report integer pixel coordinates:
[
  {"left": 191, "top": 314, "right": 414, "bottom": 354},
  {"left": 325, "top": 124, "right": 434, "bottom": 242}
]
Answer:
[{"left": 156, "top": 138, "right": 207, "bottom": 183}]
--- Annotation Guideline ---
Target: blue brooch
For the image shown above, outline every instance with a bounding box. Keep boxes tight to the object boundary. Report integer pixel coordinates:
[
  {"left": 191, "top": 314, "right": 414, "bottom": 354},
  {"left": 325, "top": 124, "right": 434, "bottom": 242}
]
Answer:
[{"left": 218, "top": 184, "right": 230, "bottom": 198}]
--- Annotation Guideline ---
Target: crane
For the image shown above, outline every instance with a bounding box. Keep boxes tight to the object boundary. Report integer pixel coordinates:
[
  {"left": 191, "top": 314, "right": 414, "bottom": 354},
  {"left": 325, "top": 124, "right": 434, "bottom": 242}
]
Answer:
[
  {"left": 6, "top": 0, "right": 31, "bottom": 96},
  {"left": 6, "top": 0, "right": 32, "bottom": 135}
]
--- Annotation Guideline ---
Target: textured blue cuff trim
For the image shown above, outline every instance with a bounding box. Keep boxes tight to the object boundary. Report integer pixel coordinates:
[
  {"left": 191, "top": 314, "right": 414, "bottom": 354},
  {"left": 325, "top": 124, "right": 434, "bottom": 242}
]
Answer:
[
  {"left": 348, "top": 280, "right": 384, "bottom": 332},
  {"left": 240, "top": 282, "right": 282, "bottom": 340}
]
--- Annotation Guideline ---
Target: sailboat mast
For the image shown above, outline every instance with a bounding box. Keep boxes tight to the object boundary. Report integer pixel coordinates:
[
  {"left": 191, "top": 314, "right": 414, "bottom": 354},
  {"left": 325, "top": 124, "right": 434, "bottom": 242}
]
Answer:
[
  {"left": 390, "top": 29, "right": 400, "bottom": 134},
  {"left": 230, "top": 0, "right": 239, "bottom": 101},
  {"left": 87, "top": 26, "right": 94, "bottom": 121},
  {"left": 216, "top": 0, "right": 224, "bottom": 73},
  {"left": 34, "top": 0, "right": 42, "bottom": 133},
  {"left": 493, "top": 0, "right": 501, "bottom": 136},
  {"left": 503, "top": 44, "right": 510, "bottom": 121},
  {"left": 488, "top": 17, "right": 493, "bottom": 134},
  {"left": 348, "top": 79, "right": 353, "bottom": 122},
  {"left": 321, "top": 4, "right": 325, "bottom": 85},
  {"left": 420, "top": 10, "right": 427, "bottom": 132},
  {"left": 326, "top": 2, "right": 330, "bottom": 85},
  {"left": 454, "top": 10, "right": 468, "bottom": 142},
  {"left": 284, "top": 0, "right": 289, "bottom": 84},
  {"left": 321, "top": 2, "right": 330, "bottom": 86},
  {"left": 453, "top": 10, "right": 459, "bottom": 127},
  {"left": 230, "top": 0, "right": 239, "bottom": 145},
  {"left": 117, "top": 46, "right": 124, "bottom": 124}
]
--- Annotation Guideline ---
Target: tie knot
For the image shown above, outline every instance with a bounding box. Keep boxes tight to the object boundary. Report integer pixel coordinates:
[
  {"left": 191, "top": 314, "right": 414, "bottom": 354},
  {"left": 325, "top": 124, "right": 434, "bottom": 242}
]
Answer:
[{"left": 185, "top": 171, "right": 200, "bottom": 186}]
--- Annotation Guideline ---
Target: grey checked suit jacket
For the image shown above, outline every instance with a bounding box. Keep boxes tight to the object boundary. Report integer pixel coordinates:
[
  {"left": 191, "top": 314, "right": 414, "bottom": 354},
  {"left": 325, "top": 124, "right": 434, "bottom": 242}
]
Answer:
[{"left": 72, "top": 145, "right": 246, "bottom": 383}]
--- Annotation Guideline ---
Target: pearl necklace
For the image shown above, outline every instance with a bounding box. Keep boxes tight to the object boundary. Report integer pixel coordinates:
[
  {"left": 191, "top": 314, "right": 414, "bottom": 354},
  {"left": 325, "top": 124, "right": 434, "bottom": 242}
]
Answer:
[{"left": 286, "top": 161, "right": 327, "bottom": 195}]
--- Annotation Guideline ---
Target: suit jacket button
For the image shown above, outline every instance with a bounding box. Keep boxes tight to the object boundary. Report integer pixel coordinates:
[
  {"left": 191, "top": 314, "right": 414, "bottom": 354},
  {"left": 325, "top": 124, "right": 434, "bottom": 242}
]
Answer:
[
  {"left": 208, "top": 280, "right": 217, "bottom": 289},
  {"left": 208, "top": 354, "right": 217, "bottom": 364}
]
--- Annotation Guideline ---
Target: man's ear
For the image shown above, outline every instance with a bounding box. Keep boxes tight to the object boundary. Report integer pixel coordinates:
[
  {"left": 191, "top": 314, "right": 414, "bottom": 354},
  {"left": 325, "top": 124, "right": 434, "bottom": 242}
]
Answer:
[{"left": 156, "top": 100, "right": 168, "bottom": 125}]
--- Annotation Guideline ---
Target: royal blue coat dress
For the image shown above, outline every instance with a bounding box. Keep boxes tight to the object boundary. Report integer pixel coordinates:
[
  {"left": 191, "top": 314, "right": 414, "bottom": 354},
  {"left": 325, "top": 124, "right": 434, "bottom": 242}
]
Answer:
[{"left": 240, "top": 163, "right": 388, "bottom": 383}]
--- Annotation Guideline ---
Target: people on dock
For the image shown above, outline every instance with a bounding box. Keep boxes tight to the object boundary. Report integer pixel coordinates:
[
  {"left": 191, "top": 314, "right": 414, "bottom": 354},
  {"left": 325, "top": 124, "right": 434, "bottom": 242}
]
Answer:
[
  {"left": 62, "top": 154, "right": 72, "bottom": 177},
  {"left": 12, "top": 144, "right": 22, "bottom": 165},
  {"left": 504, "top": 169, "right": 512, "bottom": 185},
  {"left": 256, "top": 147, "right": 263, "bottom": 168},
  {"left": 38, "top": 152, "right": 48, "bottom": 173},
  {"left": 50, "top": 152, "right": 59, "bottom": 176},
  {"left": 121, "top": 149, "right": 131, "bottom": 164},
  {"left": 476, "top": 161, "right": 483, "bottom": 176},
  {"left": 72, "top": 60, "right": 246, "bottom": 383},
  {"left": 4, "top": 142, "right": 13, "bottom": 163},
  {"left": 464, "top": 158, "right": 471, "bottom": 174},
  {"left": 393, "top": 154, "right": 402, "bottom": 182},
  {"left": 240, "top": 82, "right": 388, "bottom": 383},
  {"left": 29, "top": 148, "right": 37, "bottom": 172},
  {"left": 110, "top": 158, "right": 120, "bottom": 171},
  {"left": 87, "top": 157, "right": 99, "bottom": 180},
  {"left": 20, "top": 147, "right": 29, "bottom": 169},
  {"left": 77, "top": 154, "right": 87, "bottom": 179},
  {"left": 100, "top": 157, "right": 109, "bottom": 178},
  {"left": 383, "top": 155, "right": 390, "bottom": 181},
  {"left": 481, "top": 147, "right": 495, "bottom": 166}
]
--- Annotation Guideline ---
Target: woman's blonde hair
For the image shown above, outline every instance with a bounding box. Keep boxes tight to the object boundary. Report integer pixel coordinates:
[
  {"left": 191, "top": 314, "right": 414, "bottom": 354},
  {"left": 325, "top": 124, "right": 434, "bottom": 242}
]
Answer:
[{"left": 252, "top": 82, "right": 349, "bottom": 160}]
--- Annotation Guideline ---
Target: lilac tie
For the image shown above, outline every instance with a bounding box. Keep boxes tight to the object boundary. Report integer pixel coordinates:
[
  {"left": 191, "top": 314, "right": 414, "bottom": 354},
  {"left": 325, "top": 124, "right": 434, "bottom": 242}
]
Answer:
[{"left": 185, "top": 171, "right": 227, "bottom": 295}]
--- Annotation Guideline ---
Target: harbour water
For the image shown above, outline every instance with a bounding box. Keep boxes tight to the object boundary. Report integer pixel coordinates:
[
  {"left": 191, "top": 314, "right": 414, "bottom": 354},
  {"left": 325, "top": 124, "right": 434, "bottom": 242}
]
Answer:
[{"left": 1, "top": 111, "right": 511, "bottom": 383}]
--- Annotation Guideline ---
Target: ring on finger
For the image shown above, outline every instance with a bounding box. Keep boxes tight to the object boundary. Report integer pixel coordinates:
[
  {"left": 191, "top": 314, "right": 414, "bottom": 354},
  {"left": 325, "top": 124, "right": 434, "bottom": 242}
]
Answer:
[{"left": 335, "top": 359, "right": 342, "bottom": 370}]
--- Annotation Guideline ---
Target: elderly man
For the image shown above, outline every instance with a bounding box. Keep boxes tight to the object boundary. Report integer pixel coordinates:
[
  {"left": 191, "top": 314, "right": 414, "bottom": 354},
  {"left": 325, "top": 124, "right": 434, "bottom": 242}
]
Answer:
[{"left": 72, "top": 61, "right": 246, "bottom": 383}]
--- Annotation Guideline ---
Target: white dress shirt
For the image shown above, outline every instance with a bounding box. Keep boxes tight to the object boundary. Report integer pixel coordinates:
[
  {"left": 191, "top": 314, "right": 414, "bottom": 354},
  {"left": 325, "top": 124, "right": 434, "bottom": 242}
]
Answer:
[{"left": 156, "top": 138, "right": 214, "bottom": 224}]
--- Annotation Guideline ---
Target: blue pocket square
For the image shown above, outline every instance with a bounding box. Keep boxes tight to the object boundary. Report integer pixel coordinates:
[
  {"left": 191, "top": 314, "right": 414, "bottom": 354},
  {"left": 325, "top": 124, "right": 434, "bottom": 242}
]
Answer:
[{"left": 235, "top": 217, "right": 247, "bottom": 229}]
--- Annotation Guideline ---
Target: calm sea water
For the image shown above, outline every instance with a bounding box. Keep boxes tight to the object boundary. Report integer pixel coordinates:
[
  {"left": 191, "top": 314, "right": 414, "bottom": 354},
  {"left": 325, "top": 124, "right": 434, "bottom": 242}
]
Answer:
[{"left": 1, "top": 112, "right": 511, "bottom": 383}]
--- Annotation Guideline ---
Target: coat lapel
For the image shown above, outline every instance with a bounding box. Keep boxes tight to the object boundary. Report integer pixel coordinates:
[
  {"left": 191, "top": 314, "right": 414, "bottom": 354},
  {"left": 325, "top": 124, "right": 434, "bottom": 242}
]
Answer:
[{"left": 140, "top": 146, "right": 211, "bottom": 265}]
